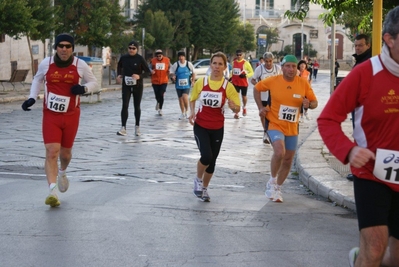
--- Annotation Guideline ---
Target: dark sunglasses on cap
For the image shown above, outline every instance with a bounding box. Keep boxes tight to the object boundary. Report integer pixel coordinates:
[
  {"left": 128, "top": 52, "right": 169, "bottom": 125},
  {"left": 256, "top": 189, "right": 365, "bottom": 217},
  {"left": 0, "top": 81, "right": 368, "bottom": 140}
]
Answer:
[
  {"left": 128, "top": 46, "right": 137, "bottom": 50},
  {"left": 57, "top": 44, "right": 72, "bottom": 49}
]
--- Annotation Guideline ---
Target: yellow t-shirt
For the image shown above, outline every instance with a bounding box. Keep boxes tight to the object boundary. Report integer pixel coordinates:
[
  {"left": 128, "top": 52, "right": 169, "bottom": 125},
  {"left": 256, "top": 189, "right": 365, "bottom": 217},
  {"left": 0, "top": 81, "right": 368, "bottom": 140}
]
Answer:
[
  {"left": 190, "top": 76, "right": 240, "bottom": 106},
  {"left": 255, "top": 75, "right": 317, "bottom": 136}
]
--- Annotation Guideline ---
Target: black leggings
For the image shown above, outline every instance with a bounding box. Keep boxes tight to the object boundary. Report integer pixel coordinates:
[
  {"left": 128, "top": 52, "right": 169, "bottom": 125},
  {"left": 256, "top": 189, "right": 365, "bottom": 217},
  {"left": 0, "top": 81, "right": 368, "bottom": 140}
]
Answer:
[
  {"left": 194, "top": 123, "right": 224, "bottom": 174},
  {"left": 121, "top": 84, "right": 143, "bottom": 127},
  {"left": 152, "top": 83, "right": 167, "bottom": 109}
]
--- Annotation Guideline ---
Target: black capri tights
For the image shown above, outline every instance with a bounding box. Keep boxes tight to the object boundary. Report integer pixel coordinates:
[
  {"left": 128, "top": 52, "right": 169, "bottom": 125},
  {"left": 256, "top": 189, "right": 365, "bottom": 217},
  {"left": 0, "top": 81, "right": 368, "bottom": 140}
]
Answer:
[
  {"left": 121, "top": 84, "right": 143, "bottom": 127},
  {"left": 194, "top": 123, "right": 224, "bottom": 174}
]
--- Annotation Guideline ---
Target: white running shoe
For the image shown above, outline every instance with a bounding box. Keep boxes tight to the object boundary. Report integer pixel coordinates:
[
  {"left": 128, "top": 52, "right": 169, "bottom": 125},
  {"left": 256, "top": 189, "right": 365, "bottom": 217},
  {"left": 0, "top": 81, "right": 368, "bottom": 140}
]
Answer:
[
  {"left": 155, "top": 103, "right": 159, "bottom": 111},
  {"left": 117, "top": 126, "right": 127, "bottom": 136},
  {"left": 348, "top": 247, "right": 359, "bottom": 267},
  {"left": 265, "top": 180, "right": 276, "bottom": 199},
  {"left": 179, "top": 113, "right": 185, "bottom": 120},
  {"left": 273, "top": 185, "right": 283, "bottom": 202},
  {"left": 304, "top": 112, "right": 311, "bottom": 120},
  {"left": 193, "top": 178, "right": 203, "bottom": 197},
  {"left": 45, "top": 187, "right": 60, "bottom": 207},
  {"left": 135, "top": 126, "right": 141, "bottom": 136},
  {"left": 57, "top": 171, "right": 69, "bottom": 193},
  {"left": 158, "top": 109, "right": 163, "bottom": 116},
  {"left": 299, "top": 116, "right": 304, "bottom": 123},
  {"left": 200, "top": 188, "right": 210, "bottom": 202}
]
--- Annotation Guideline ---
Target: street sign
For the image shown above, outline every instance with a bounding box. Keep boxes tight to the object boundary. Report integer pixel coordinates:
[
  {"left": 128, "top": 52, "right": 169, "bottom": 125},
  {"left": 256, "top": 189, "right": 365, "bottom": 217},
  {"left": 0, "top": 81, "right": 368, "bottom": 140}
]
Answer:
[{"left": 310, "top": 30, "right": 318, "bottom": 39}]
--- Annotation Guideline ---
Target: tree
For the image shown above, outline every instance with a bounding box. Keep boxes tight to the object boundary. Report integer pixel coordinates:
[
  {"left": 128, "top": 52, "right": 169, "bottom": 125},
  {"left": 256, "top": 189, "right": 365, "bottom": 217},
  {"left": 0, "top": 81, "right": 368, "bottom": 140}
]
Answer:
[
  {"left": 137, "top": 10, "right": 174, "bottom": 53},
  {"left": 285, "top": 0, "right": 398, "bottom": 29},
  {"left": 134, "top": 0, "right": 242, "bottom": 60},
  {"left": 0, "top": 0, "right": 33, "bottom": 37},
  {"left": 55, "top": 0, "right": 129, "bottom": 56}
]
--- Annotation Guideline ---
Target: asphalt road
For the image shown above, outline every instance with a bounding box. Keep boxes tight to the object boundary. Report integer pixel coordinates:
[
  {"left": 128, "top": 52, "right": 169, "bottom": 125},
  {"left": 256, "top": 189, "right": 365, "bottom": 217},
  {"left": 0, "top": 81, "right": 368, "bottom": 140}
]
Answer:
[{"left": 0, "top": 72, "right": 358, "bottom": 267}]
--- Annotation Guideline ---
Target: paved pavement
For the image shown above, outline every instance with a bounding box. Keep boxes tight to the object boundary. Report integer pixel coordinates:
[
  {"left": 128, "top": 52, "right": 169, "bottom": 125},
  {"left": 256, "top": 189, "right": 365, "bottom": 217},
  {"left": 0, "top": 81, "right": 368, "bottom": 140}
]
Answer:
[
  {"left": 0, "top": 69, "right": 360, "bottom": 266},
  {"left": 0, "top": 68, "right": 355, "bottom": 211}
]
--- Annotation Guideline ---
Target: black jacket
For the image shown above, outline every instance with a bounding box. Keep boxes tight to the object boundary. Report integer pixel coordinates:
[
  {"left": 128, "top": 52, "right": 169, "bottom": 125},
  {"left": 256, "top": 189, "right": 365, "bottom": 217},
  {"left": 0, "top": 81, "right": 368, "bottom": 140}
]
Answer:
[{"left": 352, "top": 48, "right": 372, "bottom": 68}]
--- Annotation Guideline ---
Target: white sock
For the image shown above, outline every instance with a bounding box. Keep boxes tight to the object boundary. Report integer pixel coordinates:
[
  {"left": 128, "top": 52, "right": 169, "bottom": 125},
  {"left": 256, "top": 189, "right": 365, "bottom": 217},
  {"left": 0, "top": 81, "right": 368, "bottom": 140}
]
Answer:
[
  {"left": 269, "top": 177, "right": 277, "bottom": 184},
  {"left": 196, "top": 177, "right": 203, "bottom": 182},
  {"left": 58, "top": 169, "right": 65, "bottom": 175},
  {"left": 49, "top": 183, "right": 56, "bottom": 192}
]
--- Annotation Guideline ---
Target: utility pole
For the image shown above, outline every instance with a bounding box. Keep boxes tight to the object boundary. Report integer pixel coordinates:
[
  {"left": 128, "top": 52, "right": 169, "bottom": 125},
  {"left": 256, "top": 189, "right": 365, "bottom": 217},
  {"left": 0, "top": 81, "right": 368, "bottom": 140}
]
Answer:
[
  {"left": 330, "top": 20, "right": 336, "bottom": 95},
  {"left": 300, "top": 22, "right": 304, "bottom": 59}
]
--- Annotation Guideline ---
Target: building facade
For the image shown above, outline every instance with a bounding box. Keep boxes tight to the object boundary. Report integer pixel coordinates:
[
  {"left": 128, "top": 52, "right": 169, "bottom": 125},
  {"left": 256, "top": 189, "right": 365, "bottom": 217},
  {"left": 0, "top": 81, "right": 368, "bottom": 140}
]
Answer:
[{"left": 236, "top": 0, "right": 354, "bottom": 62}]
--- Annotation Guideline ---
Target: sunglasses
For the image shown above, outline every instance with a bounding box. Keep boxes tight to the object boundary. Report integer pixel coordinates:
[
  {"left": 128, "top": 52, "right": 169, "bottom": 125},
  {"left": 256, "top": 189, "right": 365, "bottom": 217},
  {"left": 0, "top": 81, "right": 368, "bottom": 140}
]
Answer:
[
  {"left": 156, "top": 55, "right": 162, "bottom": 57},
  {"left": 57, "top": 44, "right": 72, "bottom": 49},
  {"left": 236, "top": 54, "right": 242, "bottom": 56},
  {"left": 128, "top": 46, "right": 137, "bottom": 50}
]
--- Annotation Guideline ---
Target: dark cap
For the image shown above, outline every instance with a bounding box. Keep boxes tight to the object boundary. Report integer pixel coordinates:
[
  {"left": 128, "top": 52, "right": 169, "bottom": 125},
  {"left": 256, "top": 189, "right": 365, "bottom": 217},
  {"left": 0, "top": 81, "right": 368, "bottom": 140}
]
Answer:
[
  {"left": 297, "top": 60, "right": 307, "bottom": 69},
  {"left": 177, "top": 51, "right": 185, "bottom": 57},
  {"left": 236, "top": 49, "right": 243, "bottom": 54},
  {"left": 128, "top": 40, "right": 139, "bottom": 48},
  {"left": 54, "top": 33, "right": 74, "bottom": 51}
]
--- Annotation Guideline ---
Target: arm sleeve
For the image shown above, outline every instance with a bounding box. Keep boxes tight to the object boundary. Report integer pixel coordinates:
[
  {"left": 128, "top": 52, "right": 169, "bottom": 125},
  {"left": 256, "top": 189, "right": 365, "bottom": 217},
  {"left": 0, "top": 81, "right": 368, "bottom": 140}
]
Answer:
[
  {"left": 78, "top": 59, "right": 98, "bottom": 93},
  {"left": 226, "top": 83, "right": 241, "bottom": 106},
  {"left": 244, "top": 61, "right": 254, "bottom": 78},
  {"left": 29, "top": 58, "right": 50, "bottom": 99}
]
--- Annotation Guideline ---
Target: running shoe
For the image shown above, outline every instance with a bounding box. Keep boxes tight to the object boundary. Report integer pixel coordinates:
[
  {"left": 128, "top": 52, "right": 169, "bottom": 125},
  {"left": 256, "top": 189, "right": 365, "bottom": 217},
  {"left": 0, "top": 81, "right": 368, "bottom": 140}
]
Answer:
[
  {"left": 135, "top": 126, "right": 141, "bottom": 136},
  {"left": 184, "top": 112, "right": 188, "bottom": 119},
  {"left": 193, "top": 178, "right": 203, "bottom": 197},
  {"left": 234, "top": 113, "right": 239, "bottom": 119},
  {"left": 348, "top": 247, "right": 359, "bottom": 267},
  {"left": 57, "top": 171, "right": 69, "bottom": 193},
  {"left": 45, "top": 188, "right": 60, "bottom": 207},
  {"left": 200, "top": 188, "right": 210, "bottom": 202},
  {"left": 155, "top": 103, "right": 159, "bottom": 111},
  {"left": 242, "top": 107, "right": 247, "bottom": 116},
  {"left": 263, "top": 132, "right": 270, "bottom": 144},
  {"left": 265, "top": 180, "right": 275, "bottom": 199},
  {"left": 304, "top": 112, "right": 311, "bottom": 120},
  {"left": 179, "top": 113, "right": 185, "bottom": 120},
  {"left": 158, "top": 109, "right": 163, "bottom": 116},
  {"left": 273, "top": 185, "right": 283, "bottom": 202},
  {"left": 117, "top": 126, "right": 127, "bottom": 136},
  {"left": 299, "top": 115, "right": 304, "bottom": 123}
]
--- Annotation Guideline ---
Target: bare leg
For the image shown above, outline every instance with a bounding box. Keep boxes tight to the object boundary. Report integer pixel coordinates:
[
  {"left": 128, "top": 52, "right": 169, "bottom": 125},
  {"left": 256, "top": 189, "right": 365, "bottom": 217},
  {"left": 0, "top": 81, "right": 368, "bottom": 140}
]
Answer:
[
  {"left": 381, "top": 236, "right": 399, "bottom": 267},
  {"left": 355, "top": 225, "right": 388, "bottom": 267},
  {"left": 276, "top": 150, "right": 296, "bottom": 186},
  {"left": 44, "top": 143, "right": 61, "bottom": 185}
]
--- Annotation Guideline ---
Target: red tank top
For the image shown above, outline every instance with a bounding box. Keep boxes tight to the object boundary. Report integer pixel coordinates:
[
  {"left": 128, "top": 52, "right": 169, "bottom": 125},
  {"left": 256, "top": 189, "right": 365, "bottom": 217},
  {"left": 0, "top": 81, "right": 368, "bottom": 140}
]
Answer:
[
  {"left": 195, "top": 77, "right": 228, "bottom": 130},
  {"left": 44, "top": 58, "right": 81, "bottom": 113},
  {"left": 231, "top": 60, "right": 248, "bottom": 87}
]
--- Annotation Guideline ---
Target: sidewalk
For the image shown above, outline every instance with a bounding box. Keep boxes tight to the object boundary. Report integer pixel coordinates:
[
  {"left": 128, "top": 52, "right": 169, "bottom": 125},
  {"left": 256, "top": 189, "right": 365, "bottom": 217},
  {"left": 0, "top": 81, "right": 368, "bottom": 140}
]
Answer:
[{"left": 0, "top": 69, "right": 356, "bottom": 211}]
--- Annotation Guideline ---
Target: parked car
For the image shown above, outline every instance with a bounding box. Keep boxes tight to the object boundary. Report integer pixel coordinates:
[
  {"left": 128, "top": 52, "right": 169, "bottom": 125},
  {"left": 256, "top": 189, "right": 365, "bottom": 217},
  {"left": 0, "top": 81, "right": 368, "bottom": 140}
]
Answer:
[
  {"left": 192, "top": 58, "right": 210, "bottom": 79},
  {"left": 192, "top": 58, "right": 232, "bottom": 80}
]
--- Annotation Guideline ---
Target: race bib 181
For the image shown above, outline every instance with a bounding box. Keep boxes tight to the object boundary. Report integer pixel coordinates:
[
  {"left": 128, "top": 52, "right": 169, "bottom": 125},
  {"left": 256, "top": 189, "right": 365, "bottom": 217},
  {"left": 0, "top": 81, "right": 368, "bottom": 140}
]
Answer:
[{"left": 278, "top": 104, "right": 299, "bottom": 123}]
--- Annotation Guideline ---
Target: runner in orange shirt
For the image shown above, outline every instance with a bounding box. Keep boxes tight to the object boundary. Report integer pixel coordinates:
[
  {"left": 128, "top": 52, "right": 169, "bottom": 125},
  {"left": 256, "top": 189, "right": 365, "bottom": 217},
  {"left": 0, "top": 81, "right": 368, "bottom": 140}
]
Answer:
[
  {"left": 151, "top": 49, "right": 170, "bottom": 116},
  {"left": 254, "top": 55, "right": 318, "bottom": 203}
]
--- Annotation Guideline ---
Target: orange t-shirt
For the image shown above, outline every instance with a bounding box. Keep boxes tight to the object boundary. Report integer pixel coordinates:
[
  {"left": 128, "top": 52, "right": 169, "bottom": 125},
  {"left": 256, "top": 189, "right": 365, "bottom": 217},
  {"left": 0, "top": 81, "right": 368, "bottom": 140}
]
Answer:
[
  {"left": 255, "top": 75, "right": 317, "bottom": 136},
  {"left": 151, "top": 56, "right": 170, "bottom": 84}
]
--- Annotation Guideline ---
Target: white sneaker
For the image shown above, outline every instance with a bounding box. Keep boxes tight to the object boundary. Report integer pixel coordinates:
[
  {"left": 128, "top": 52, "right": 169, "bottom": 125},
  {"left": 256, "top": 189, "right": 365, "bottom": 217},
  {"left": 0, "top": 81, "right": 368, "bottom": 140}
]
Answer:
[
  {"left": 158, "top": 109, "right": 163, "bottom": 116},
  {"left": 179, "top": 113, "right": 185, "bottom": 120},
  {"left": 184, "top": 112, "right": 187, "bottom": 119},
  {"left": 348, "top": 247, "right": 359, "bottom": 267},
  {"left": 45, "top": 186, "right": 60, "bottom": 207},
  {"left": 200, "top": 188, "right": 210, "bottom": 202},
  {"left": 273, "top": 185, "right": 283, "bottom": 202},
  {"left": 304, "top": 112, "right": 311, "bottom": 120},
  {"left": 117, "top": 126, "right": 127, "bottom": 136},
  {"left": 57, "top": 171, "right": 69, "bottom": 193},
  {"left": 155, "top": 103, "right": 159, "bottom": 111},
  {"left": 135, "top": 126, "right": 141, "bottom": 136},
  {"left": 299, "top": 116, "right": 304, "bottom": 123},
  {"left": 265, "top": 180, "right": 276, "bottom": 199},
  {"left": 193, "top": 178, "right": 203, "bottom": 197}
]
